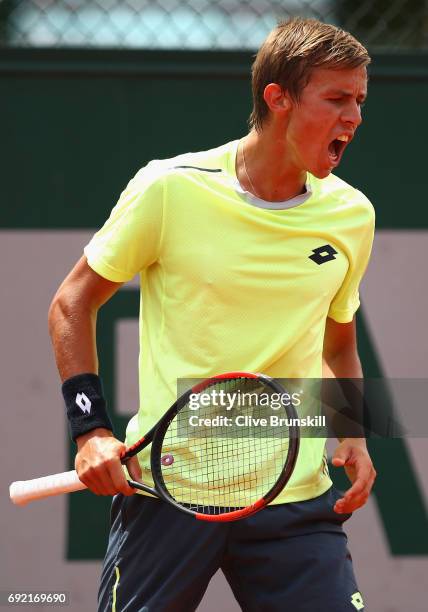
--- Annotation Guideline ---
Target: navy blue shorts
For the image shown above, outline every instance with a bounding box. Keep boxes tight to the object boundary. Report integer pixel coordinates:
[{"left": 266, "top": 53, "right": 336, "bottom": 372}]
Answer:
[{"left": 98, "top": 487, "right": 365, "bottom": 611}]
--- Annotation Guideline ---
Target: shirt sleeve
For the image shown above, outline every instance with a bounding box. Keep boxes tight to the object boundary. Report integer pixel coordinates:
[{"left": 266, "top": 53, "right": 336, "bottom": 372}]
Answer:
[
  {"left": 84, "top": 163, "right": 164, "bottom": 282},
  {"left": 328, "top": 198, "right": 375, "bottom": 323}
]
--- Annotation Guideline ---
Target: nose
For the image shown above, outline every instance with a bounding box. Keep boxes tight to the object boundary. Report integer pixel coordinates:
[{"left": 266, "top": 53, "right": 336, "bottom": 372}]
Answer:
[{"left": 342, "top": 100, "right": 363, "bottom": 128}]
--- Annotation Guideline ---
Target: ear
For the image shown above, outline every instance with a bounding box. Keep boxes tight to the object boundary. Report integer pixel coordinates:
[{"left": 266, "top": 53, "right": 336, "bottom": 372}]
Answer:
[{"left": 263, "top": 83, "right": 292, "bottom": 115}]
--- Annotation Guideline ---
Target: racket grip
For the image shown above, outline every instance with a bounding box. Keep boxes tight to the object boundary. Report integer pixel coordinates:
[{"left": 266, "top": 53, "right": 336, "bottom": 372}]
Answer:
[{"left": 9, "top": 470, "right": 87, "bottom": 506}]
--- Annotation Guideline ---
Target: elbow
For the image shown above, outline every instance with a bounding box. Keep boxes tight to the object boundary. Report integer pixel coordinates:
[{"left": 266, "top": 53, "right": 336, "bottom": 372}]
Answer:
[
  {"left": 322, "top": 347, "right": 362, "bottom": 379},
  {"left": 48, "top": 290, "right": 70, "bottom": 339},
  {"left": 48, "top": 286, "right": 93, "bottom": 339}
]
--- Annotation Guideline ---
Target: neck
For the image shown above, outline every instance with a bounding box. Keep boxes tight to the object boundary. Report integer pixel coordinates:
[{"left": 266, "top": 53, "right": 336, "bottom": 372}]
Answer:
[{"left": 237, "top": 128, "right": 307, "bottom": 202}]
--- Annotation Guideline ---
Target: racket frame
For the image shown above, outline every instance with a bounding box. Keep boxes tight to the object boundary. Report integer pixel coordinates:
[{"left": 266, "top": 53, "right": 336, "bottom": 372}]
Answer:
[{"left": 127, "top": 372, "right": 300, "bottom": 520}]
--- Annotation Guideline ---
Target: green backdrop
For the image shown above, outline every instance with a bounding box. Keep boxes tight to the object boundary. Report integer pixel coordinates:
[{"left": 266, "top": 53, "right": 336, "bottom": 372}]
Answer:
[{"left": 1, "top": 49, "right": 427, "bottom": 229}]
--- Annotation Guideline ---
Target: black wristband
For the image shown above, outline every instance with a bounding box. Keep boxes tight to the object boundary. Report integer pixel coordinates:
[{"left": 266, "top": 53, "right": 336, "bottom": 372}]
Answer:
[{"left": 62, "top": 373, "right": 114, "bottom": 442}]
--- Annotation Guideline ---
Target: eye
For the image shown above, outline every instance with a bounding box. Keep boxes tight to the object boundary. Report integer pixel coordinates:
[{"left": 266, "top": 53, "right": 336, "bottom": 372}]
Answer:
[{"left": 326, "top": 97, "right": 344, "bottom": 106}]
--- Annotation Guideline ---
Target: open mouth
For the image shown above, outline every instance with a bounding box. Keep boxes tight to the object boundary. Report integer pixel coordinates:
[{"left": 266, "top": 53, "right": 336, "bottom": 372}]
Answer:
[{"left": 328, "top": 135, "right": 349, "bottom": 166}]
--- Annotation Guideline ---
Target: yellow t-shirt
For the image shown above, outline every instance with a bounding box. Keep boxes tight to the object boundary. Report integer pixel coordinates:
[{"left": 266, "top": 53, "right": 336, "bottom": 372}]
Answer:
[{"left": 84, "top": 139, "right": 375, "bottom": 504}]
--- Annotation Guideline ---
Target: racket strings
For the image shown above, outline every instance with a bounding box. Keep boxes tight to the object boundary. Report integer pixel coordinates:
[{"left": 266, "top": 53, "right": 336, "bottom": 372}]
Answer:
[{"left": 158, "top": 377, "right": 292, "bottom": 514}]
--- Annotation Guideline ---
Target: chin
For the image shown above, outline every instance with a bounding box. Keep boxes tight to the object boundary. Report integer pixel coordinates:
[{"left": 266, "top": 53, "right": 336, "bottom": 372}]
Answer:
[{"left": 310, "top": 167, "right": 333, "bottom": 179}]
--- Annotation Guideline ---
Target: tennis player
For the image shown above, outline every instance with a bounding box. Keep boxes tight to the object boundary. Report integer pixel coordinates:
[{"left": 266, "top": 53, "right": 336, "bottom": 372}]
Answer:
[{"left": 49, "top": 18, "right": 376, "bottom": 611}]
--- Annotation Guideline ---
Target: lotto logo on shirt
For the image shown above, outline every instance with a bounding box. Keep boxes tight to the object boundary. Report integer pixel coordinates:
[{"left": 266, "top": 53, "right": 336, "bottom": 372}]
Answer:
[{"left": 309, "top": 244, "right": 338, "bottom": 265}]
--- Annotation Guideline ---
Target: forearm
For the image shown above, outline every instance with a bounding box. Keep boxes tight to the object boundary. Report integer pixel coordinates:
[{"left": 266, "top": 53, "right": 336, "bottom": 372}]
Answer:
[
  {"left": 48, "top": 294, "right": 99, "bottom": 381},
  {"left": 322, "top": 322, "right": 375, "bottom": 513},
  {"left": 322, "top": 348, "right": 366, "bottom": 443},
  {"left": 49, "top": 295, "right": 119, "bottom": 454}
]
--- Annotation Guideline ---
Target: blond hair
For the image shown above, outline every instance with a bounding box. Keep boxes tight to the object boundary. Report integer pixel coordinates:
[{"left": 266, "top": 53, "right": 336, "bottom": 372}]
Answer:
[{"left": 249, "top": 18, "right": 370, "bottom": 131}]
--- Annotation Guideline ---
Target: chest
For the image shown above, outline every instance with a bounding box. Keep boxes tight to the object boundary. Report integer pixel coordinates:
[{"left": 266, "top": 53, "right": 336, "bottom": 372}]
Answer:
[{"left": 161, "top": 211, "right": 348, "bottom": 306}]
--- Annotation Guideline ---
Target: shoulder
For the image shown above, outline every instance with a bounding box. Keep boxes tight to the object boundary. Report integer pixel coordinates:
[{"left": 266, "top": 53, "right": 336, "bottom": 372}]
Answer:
[{"left": 131, "top": 140, "right": 237, "bottom": 188}]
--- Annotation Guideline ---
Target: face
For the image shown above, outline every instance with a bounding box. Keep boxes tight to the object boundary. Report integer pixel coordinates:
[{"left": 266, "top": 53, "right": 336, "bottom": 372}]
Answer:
[{"left": 281, "top": 65, "right": 367, "bottom": 178}]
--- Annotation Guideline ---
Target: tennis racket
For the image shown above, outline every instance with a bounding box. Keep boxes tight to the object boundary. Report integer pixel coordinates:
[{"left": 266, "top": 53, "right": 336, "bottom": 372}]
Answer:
[{"left": 9, "top": 372, "right": 299, "bottom": 521}]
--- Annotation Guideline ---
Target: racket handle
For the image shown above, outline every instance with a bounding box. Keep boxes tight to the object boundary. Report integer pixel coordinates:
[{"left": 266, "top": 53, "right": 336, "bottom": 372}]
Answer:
[{"left": 9, "top": 470, "right": 87, "bottom": 506}]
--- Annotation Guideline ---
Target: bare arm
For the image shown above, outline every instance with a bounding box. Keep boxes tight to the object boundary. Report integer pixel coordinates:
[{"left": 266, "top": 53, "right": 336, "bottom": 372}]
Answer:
[
  {"left": 323, "top": 316, "right": 362, "bottom": 380},
  {"left": 322, "top": 317, "right": 376, "bottom": 513},
  {"left": 49, "top": 255, "right": 142, "bottom": 496},
  {"left": 48, "top": 255, "right": 122, "bottom": 379}
]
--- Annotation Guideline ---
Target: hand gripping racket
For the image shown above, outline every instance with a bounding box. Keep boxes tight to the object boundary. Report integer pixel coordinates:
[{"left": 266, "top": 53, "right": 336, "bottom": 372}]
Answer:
[{"left": 10, "top": 372, "right": 299, "bottom": 521}]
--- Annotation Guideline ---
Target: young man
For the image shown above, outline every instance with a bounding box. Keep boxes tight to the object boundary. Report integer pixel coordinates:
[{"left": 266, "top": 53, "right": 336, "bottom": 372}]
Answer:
[{"left": 49, "top": 18, "right": 376, "bottom": 612}]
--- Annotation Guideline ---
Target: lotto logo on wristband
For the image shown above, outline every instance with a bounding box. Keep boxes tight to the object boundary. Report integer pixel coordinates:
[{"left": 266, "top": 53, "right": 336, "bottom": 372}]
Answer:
[{"left": 75, "top": 392, "right": 92, "bottom": 415}]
